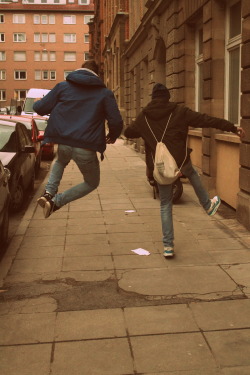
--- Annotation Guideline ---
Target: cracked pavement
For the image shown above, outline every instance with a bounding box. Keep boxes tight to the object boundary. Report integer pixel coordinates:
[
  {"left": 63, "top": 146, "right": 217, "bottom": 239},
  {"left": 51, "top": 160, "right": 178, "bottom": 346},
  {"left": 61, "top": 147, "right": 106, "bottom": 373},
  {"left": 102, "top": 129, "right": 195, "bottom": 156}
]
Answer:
[{"left": 0, "top": 139, "right": 250, "bottom": 375}]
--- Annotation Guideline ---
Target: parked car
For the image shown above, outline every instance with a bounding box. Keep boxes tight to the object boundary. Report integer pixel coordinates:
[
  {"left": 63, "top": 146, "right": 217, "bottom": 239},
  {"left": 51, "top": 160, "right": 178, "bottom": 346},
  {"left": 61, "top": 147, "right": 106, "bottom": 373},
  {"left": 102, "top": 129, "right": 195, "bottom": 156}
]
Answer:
[
  {"left": 0, "top": 119, "right": 36, "bottom": 212},
  {"left": 22, "top": 88, "right": 50, "bottom": 116},
  {"left": 35, "top": 117, "right": 55, "bottom": 160},
  {"left": 0, "top": 160, "right": 11, "bottom": 251},
  {"left": 0, "top": 115, "right": 42, "bottom": 174}
]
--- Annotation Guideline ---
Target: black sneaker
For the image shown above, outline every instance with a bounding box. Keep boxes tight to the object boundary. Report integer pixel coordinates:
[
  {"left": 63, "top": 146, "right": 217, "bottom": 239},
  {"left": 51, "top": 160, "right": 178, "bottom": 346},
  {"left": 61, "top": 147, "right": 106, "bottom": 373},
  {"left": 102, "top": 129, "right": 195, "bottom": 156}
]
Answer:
[
  {"left": 37, "top": 191, "right": 54, "bottom": 208},
  {"left": 43, "top": 200, "right": 60, "bottom": 219}
]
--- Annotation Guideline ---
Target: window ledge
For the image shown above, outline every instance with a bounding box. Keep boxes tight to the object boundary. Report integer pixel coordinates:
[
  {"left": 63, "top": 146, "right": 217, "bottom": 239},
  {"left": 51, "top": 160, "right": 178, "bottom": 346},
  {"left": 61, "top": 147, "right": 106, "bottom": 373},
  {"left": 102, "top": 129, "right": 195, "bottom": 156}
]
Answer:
[
  {"left": 188, "top": 129, "right": 202, "bottom": 137},
  {"left": 215, "top": 133, "right": 240, "bottom": 144}
]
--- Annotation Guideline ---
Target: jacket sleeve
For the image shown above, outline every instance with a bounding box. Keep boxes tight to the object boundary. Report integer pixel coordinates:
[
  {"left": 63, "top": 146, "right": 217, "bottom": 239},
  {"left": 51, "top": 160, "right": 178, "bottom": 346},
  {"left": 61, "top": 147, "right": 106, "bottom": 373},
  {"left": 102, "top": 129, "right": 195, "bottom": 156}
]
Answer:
[
  {"left": 33, "top": 84, "right": 61, "bottom": 116},
  {"left": 183, "top": 106, "right": 237, "bottom": 133},
  {"left": 104, "top": 90, "right": 123, "bottom": 140},
  {"left": 123, "top": 114, "right": 143, "bottom": 138}
]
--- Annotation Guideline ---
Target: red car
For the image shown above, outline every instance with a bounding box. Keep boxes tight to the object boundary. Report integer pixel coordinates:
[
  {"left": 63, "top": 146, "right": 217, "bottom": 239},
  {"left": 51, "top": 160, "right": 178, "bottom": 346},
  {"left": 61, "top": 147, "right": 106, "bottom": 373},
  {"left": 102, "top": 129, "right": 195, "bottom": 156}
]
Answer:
[
  {"left": 0, "top": 114, "right": 42, "bottom": 174},
  {"left": 34, "top": 117, "right": 55, "bottom": 160}
]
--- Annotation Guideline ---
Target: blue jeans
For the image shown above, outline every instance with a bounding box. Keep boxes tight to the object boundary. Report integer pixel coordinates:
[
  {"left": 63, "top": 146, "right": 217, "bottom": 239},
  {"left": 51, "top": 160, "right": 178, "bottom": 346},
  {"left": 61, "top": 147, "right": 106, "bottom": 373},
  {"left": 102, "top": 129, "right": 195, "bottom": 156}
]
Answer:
[
  {"left": 157, "top": 160, "right": 211, "bottom": 248},
  {"left": 45, "top": 145, "right": 100, "bottom": 207}
]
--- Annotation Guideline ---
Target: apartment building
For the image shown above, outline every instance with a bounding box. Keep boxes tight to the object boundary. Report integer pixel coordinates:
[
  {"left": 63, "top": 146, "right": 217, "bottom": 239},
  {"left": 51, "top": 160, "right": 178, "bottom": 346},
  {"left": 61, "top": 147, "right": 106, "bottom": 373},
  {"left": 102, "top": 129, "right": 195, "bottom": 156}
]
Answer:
[
  {"left": 0, "top": 0, "right": 94, "bottom": 109},
  {"left": 90, "top": 0, "right": 250, "bottom": 230}
]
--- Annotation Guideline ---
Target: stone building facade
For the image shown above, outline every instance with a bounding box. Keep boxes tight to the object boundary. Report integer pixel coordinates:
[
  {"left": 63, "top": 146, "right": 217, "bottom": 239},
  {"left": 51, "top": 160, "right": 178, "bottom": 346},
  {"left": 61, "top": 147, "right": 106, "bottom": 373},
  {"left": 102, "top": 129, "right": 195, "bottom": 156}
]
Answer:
[{"left": 90, "top": 0, "right": 250, "bottom": 230}]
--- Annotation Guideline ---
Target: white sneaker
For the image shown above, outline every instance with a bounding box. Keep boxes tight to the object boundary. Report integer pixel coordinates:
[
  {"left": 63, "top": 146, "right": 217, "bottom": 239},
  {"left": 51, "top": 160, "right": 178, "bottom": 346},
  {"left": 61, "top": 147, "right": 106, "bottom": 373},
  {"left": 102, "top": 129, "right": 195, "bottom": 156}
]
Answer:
[
  {"left": 207, "top": 196, "right": 221, "bottom": 216},
  {"left": 163, "top": 247, "right": 174, "bottom": 257}
]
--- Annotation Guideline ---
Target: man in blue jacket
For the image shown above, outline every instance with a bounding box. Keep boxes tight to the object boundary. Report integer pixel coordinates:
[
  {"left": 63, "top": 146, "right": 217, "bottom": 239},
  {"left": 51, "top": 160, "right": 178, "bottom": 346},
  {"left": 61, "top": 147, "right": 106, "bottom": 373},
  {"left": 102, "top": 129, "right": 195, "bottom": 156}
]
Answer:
[{"left": 34, "top": 60, "right": 123, "bottom": 218}]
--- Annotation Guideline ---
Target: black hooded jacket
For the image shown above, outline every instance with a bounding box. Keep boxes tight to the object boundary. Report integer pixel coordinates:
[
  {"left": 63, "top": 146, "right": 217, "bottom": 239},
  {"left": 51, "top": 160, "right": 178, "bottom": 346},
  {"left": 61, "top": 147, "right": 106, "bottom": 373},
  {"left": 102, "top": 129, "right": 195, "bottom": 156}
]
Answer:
[{"left": 124, "top": 98, "right": 237, "bottom": 167}]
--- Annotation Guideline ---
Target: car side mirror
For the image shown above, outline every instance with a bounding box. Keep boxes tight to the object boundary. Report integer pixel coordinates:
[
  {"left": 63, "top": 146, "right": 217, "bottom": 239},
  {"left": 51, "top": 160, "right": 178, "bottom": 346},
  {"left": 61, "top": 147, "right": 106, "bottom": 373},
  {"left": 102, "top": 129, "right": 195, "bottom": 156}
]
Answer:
[{"left": 4, "top": 167, "right": 11, "bottom": 180}]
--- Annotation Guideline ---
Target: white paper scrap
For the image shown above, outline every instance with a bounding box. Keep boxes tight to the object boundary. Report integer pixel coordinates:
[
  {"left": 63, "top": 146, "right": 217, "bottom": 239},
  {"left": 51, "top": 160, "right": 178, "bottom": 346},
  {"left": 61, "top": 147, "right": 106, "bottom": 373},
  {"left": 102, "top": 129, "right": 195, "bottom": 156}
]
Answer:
[
  {"left": 125, "top": 210, "right": 136, "bottom": 213},
  {"left": 131, "top": 248, "right": 150, "bottom": 256}
]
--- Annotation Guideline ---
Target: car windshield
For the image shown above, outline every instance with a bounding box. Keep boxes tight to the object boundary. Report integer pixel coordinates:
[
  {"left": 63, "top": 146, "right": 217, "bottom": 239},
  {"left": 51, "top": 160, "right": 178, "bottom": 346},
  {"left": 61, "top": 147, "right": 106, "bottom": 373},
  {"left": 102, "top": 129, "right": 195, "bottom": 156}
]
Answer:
[
  {"left": 23, "top": 98, "right": 35, "bottom": 113},
  {"left": 35, "top": 119, "right": 48, "bottom": 131},
  {"left": 0, "top": 125, "right": 16, "bottom": 152}
]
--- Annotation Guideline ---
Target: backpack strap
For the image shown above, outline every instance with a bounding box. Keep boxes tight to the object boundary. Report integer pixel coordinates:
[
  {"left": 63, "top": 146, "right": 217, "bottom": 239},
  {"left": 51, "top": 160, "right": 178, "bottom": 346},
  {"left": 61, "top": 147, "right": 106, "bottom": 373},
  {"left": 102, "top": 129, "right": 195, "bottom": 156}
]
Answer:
[{"left": 144, "top": 113, "right": 172, "bottom": 143}]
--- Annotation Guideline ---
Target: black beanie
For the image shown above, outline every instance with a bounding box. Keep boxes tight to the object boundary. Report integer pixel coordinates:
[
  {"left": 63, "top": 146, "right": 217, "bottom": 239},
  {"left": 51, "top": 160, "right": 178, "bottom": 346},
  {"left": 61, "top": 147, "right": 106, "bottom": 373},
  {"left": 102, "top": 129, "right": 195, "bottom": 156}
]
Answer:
[{"left": 152, "top": 83, "right": 170, "bottom": 100}]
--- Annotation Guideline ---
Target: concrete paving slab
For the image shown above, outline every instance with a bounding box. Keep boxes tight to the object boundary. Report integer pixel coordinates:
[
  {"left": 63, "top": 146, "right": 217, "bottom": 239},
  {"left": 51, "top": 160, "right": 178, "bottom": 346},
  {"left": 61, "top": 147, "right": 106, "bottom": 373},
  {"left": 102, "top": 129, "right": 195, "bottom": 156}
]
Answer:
[
  {"left": 0, "top": 312, "right": 56, "bottom": 344},
  {"left": 109, "top": 241, "right": 159, "bottom": 254},
  {"left": 21, "top": 235, "right": 65, "bottom": 247},
  {"left": 145, "top": 371, "right": 222, "bottom": 375},
  {"left": 188, "top": 228, "right": 238, "bottom": 240},
  {"left": 113, "top": 253, "right": 166, "bottom": 269},
  {"left": 106, "top": 223, "right": 146, "bottom": 233},
  {"left": 205, "top": 329, "right": 250, "bottom": 367},
  {"left": 62, "top": 255, "right": 113, "bottom": 271},
  {"left": 190, "top": 299, "right": 250, "bottom": 330},
  {"left": 118, "top": 266, "right": 242, "bottom": 299},
  {"left": 66, "top": 224, "right": 107, "bottom": 235},
  {"left": 55, "top": 308, "right": 126, "bottom": 341},
  {"left": 51, "top": 338, "right": 134, "bottom": 375},
  {"left": 28, "top": 218, "right": 68, "bottom": 228},
  {"left": 67, "top": 217, "right": 105, "bottom": 226},
  {"left": 68, "top": 210, "right": 103, "bottom": 219},
  {"left": 16, "top": 245, "right": 64, "bottom": 259},
  {"left": 208, "top": 250, "right": 250, "bottom": 264},
  {"left": 124, "top": 305, "right": 198, "bottom": 335},
  {"left": 10, "top": 257, "right": 62, "bottom": 274},
  {"left": 0, "top": 344, "right": 52, "bottom": 375},
  {"left": 25, "top": 226, "right": 67, "bottom": 237},
  {"left": 222, "top": 263, "right": 250, "bottom": 294},
  {"left": 59, "top": 270, "right": 114, "bottom": 282},
  {"left": 197, "top": 238, "right": 246, "bottom": 251},
  {"left": 221, "top": 366, "right": 250, "bottom": 375},
  {"left": 131, "top": 333, "right": 216, "bottom": 373},
  {"left": 66, "top": 233, "right": 108, "bottom": 245},
  {"left": 108, "top": 231, "right": 153, "bottom": 243},
  {"left": 64, "top": 243, "right": 111, "bottom": 257},
  {"left": 0, "top": 296, "right": 57, "bottom": 314}
]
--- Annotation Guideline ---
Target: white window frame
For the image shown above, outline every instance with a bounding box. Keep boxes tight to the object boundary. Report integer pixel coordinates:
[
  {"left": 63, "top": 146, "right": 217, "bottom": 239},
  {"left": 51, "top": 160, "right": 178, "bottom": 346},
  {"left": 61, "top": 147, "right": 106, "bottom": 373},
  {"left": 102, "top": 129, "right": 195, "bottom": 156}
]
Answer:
[
  {"left": 35, "top": 70, "right": 41, "bottom": 80},
  {"left": 50, "top": 71, "right": 56, "bottom": 80},
  {"left": 0, "top": 90, "right": 6, "bottom": 101},
  {"left": 34, "top": 33, "right": 40, "bottom": 42},
  {"left": 13, "top": 14, "right": 25, "bottom": 24},
  {"left": 63, "top": 15, "right": 76, "bottom": 24},
  {"left": 42, "top": 71, "right": 49, "bottom": 80},
  {"left": 224, "top": 0, "right": 242, "bottom": 125},
  {"left": 34, "top": 51, "right": 40, "bottom": 61},
  {"left": 84, "top": 51, "right": 89, "bottom": 61},
  {"left": 64, "top": 33, "right": 76, "bottom": 43},
  {"left": 64, "top": 70, "right": 72, "bottom": 79},
  {"left": 0, "top": 33, "right": 5, "bottom": 42},
  {"left": 49, "top": 15, "right": 55, "bottom": 24},
  {"left": 13, "top": 33, "right": 26, "bottom": 42},
  {"left": 34, "top": 15, "right": 40, "bottom": 24},
  {"left": 64, "top": 52, "right": 76, "bottom": 61},
  {"left": 49, "top": 51, "right": 56, "bottom": 61},
  {"left": 14, "top": 70, "right": 27, "bottom": 80},
  {"left": 49, "top": 33, "right": 56, "bottom": 42},
  {"left": 41, "top": 33, "right": 49, "bottom": 43},
  {"left": 42, "top": 51, "right": 48, "bottom": 61},
  {"left": 79, "top": 0, "right": 90, "bottom": 4},
  {"left": 14, "top": 51, "right": 26, "bottom": 61},
  {"left": 0, "top": 70, "right": 6, "bottom": 80},
  {"left": 84, "top": 15, "right": 93, "bottom": 24},
  {"left": 15, "top": 90, "right": 27, "bottom": 101},
  {"left": 0, "top": 51, "right": 6, "bottom": 61},
  {"left": 84, "top": 33, "right": 89, "bottom": 43}
]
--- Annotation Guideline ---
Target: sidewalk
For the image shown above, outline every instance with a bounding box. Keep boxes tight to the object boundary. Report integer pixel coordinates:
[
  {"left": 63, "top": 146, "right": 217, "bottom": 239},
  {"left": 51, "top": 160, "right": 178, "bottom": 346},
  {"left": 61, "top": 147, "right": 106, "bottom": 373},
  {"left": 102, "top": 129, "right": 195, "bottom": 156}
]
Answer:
[{"left": 0, "top": 139, "right": 250, "bottom": 375}]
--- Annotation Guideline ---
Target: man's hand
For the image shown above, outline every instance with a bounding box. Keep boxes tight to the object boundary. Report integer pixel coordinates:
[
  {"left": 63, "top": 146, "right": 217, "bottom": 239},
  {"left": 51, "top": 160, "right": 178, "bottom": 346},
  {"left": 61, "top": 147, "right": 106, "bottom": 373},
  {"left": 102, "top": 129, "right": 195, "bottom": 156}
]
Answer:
[
  {"left": 106, "top": 135, "right": 116, "bottom": 144},
  {"left": 236, "top": 127, "right": 245, "bottom": 140}
]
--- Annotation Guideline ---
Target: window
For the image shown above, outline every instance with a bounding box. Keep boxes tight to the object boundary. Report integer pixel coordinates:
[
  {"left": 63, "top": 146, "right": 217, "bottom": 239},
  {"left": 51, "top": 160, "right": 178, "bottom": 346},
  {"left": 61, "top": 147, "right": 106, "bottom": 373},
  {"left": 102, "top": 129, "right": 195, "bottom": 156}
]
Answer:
[
  {"left": 50, "top": 71, "right": 56, "bottom": 80},
  {"left": 84, "top": 52, "right": 90, "bottom": 61},
  {"left": 0, "top": 51, "right": 6, "bottom": 61},
  {"left": 0, "top": 70, "right": 6, "bottom": 80},
  {"left": 43, "top": 71, "right": 48, "bottom": 80},
  {"left": 0, "top": 33, "right": 5, "bottom": 42},
  {"left": 34, "top": 33, "right": 40, "bottom": 42},
  {"left": 79, "top": 0, "right": 90, "bottom": 4},
  {"left": 0, "top": 15, "right": 4, "bottom": 23},
  {"left": 64, "top": 33, "right": 76, "bottom": 43},
  {"left": 50, "top": 51, "right": 56, "bottom": 61},
  {"left": 49, "top": 15, "right": 55, "bottom": 24},
  {"left": 63, "top": 15, "right": 76, "bottom": 24},
  {"left": 64, "top": 71, "right": 72, "bottom": 79},
  {"left": 195, "top": 26, "right": 203, "bottom": 112},
  {"left": 14, "top": 51, "right": 26, "bottom": 61},
  {"left": 41, "top": 15, "right": 48, "bottom": 24},
  {"left": 34, "top": 15, "right": 40, "bottom": 24},
  {"left": 14, "top": 70, "right": 27, "bottom": 80},
  {"left": 13, "top": 33, "right": 26, "bottom": 42},
  {"left": 225, "top": 0, "right": 242, "bottom": 124},
  {"left": 64, "top": 52, "right": 76, "bottom": 61},
  {"left": 41, "top": 33, "right": 49, "bottom": 43},
  {"left": 49, "top": 33, "right": 56, "bottom": 42},
  {"left": 13, "top": 14, "right": 25, "bottom": 24},
  {"left": 34, "top": 14, "right": 55, "bottom": 24},
  {"left": 84, "top": 15, "right": 93, "bottom": 24},
  {"left": 14, "top": 90, "right": 26, "bottom": 101},
  {"left": 34, "top": 51, "right": 40, "bottom": 61},
  {"left": 35, "top": 70, "right": 41, "bottom": 80},
  {"left": 34, "top": 33, "right": 56, "bottom": 42},
  {"left": 84, "top": 34, "right": 89, "bottom": 43},
  {"left": 0, "top": 90, "right": 6, "bottom": 101},
  {"left": 42, "top": 51, "right": 48, "bottom": 61}
]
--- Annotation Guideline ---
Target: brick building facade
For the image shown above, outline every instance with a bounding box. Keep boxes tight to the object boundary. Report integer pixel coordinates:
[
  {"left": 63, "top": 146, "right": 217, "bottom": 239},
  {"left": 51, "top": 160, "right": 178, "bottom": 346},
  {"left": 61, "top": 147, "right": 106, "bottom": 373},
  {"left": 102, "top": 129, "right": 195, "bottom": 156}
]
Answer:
[
  {"left": 0, "top": 0, "right": 94, "bottom": 110},
  {"left": 90, "top": 0, "right": 250, "bottom": 230}
]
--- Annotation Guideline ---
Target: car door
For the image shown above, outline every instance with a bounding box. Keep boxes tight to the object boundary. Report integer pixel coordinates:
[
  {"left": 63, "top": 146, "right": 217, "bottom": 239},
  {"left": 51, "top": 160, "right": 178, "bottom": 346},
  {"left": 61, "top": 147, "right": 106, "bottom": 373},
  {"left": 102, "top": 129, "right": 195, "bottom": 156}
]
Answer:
[
  {"left": 16, "top": 123, "right": 35, "bottom": 189},
  {"left": 0, "top": 161, "right": 8, "bottom": 223}
]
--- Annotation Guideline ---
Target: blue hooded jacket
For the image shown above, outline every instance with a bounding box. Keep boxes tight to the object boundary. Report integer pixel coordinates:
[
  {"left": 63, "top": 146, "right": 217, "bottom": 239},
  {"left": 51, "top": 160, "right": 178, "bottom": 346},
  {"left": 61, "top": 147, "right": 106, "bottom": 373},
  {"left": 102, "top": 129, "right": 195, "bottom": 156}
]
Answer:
[{"left": 33, "top": 69, "right": 123, "bottom": 156}]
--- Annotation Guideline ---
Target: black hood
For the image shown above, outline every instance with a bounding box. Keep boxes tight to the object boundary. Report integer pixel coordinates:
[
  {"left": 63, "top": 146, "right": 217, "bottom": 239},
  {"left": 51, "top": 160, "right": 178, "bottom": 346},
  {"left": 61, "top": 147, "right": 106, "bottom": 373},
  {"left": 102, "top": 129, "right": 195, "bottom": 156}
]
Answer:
[
  {"left": 66, "top": 69, "right": 106, "bottom": 87},
  {"left": 143, "top": 99, "right": 177, "bottom": 120}
]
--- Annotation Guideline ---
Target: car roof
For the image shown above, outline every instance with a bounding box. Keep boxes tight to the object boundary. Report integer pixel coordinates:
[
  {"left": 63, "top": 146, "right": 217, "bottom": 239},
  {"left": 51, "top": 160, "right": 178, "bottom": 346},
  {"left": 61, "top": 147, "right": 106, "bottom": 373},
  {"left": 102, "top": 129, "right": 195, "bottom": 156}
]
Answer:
[{"left": 0, "top": 115, "right": 33, "bottom": 122}]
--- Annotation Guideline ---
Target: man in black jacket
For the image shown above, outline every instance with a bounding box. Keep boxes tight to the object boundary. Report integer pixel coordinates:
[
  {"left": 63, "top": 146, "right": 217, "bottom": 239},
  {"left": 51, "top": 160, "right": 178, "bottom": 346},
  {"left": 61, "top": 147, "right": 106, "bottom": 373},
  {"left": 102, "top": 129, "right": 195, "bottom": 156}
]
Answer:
[{"left": 124, "top": 83, "right": 245, "bottom": 258}]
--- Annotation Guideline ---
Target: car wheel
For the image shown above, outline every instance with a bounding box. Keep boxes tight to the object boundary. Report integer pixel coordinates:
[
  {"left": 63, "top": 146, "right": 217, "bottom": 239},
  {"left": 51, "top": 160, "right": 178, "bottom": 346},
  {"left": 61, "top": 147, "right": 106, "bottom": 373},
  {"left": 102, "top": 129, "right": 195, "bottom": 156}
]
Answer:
[
  {"left": 11, "top": 180, "right": 24, "bottom": 212},
  {"left": 0, "top": 205, "right": 9, "bottom": 252}
]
